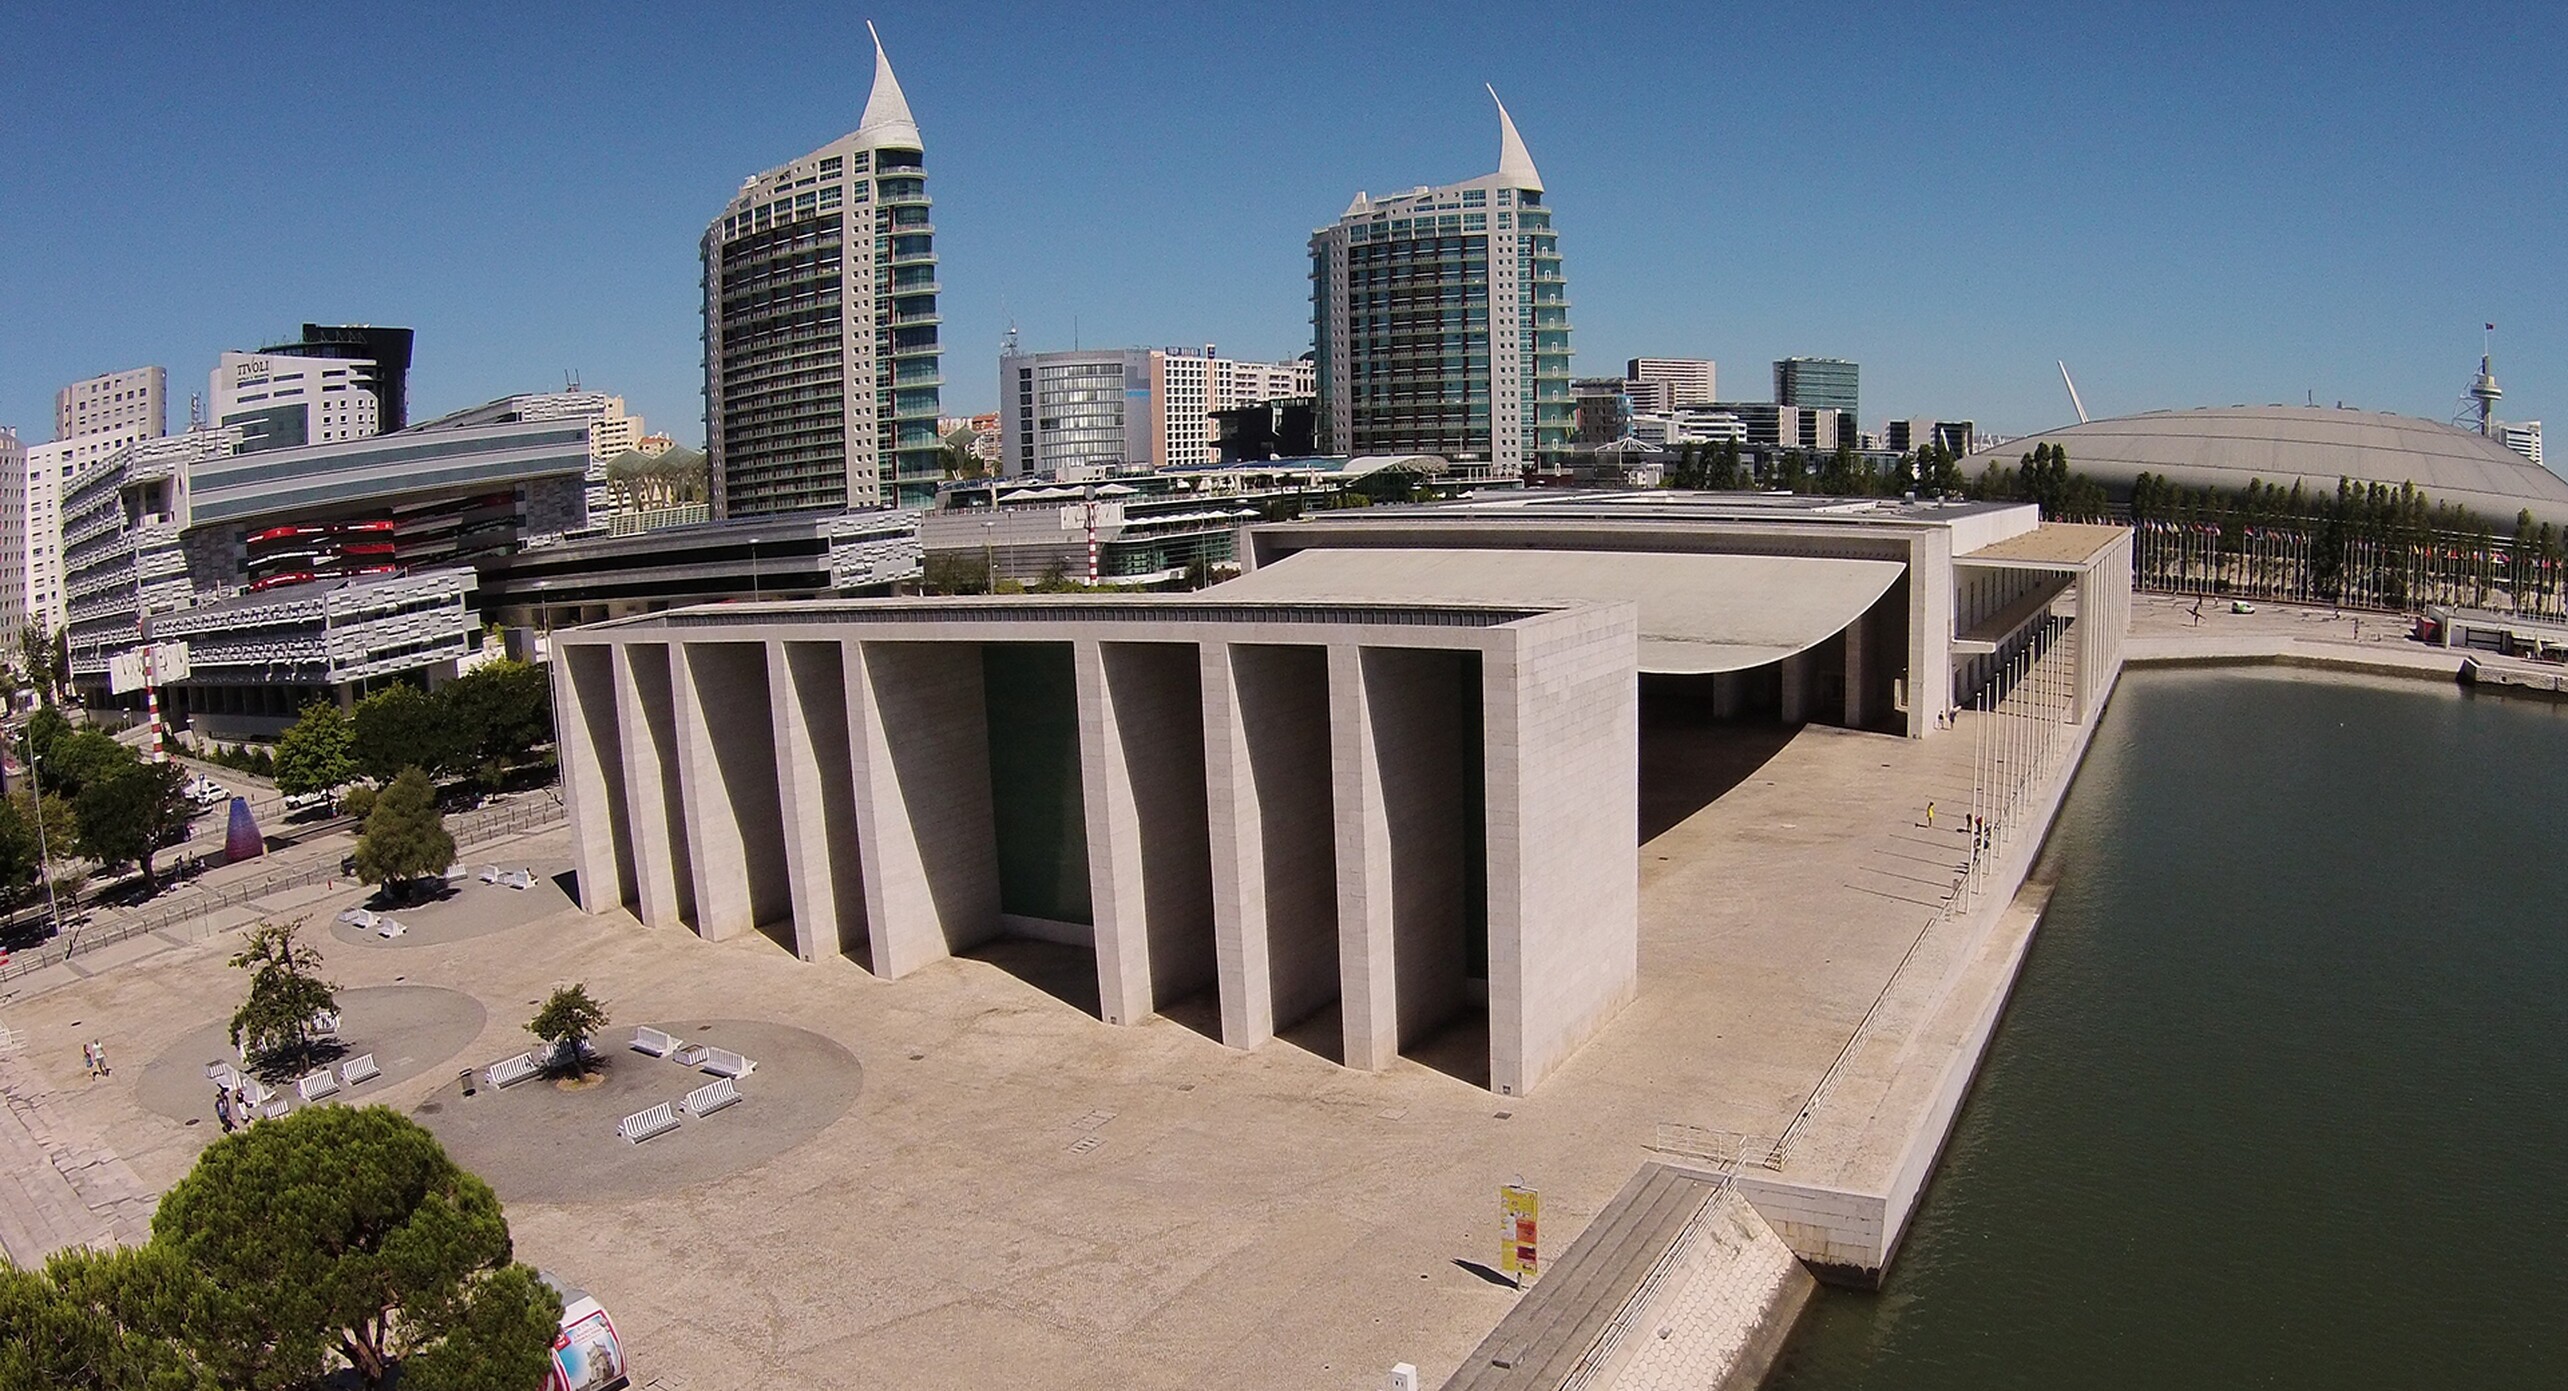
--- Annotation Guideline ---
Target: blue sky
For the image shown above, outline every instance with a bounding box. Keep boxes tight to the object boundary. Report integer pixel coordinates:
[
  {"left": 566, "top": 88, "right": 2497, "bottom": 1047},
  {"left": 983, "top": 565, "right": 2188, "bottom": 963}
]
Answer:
[{"left": 3, "top": 2, "right": 2561, "bottom": 449}]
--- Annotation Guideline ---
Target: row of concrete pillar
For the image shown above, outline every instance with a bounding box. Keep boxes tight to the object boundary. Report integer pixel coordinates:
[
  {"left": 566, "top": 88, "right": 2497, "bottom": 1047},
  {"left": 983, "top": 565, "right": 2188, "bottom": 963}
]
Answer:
[{"left": 556, "top": 612, "right": 1640, "bottom": 1095}]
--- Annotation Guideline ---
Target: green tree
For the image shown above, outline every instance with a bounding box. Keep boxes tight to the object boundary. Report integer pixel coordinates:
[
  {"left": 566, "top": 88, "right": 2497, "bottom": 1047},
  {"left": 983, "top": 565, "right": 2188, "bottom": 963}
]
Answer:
[
  {"left": 272, "top": 703, "right": 357, "bottom": 798},
  {"left": 47, "top": 727, "right": 138, "bottom": 799},
  {"left": 0, "top": 792, "right": 41, "bottom": 915},
  {"left": 24, "top": 702, "right": 73, "bottom": 763},
  {"left": 0, "top": 1244, "right": 215, "bottom": 1391},
  {"left": 150, "top": 1105, "right": 562, "bottom": 1391},
  {"left": 351, "top": 686, "right": 457, "bottom": 785},
  {"left": 228, "top": 919, "right": 339, "bottom": 1073},
  {"left": 353, "top": 768, "right": 455, "bottom": 898},
  {"left": 526, "top": 983, "right": 611, "bottom": 1076},
  {"left": 76, "top": 761, "right": 191, "bottom": 893},
  {"left": 437, "top": 660, "right": 552, "bottom": 780},
  {"left": 19, "top": 624, "right": 60, "bottom": 705}
]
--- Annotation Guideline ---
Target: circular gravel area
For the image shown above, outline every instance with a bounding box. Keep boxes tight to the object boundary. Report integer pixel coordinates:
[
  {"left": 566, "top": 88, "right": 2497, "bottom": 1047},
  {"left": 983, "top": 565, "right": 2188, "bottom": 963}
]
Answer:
[
  {"left": 138, "top": 984, "right": 488, "bottom": 1125},
  {"left": 410, "top": 1018, "right": 864, "bottom": 1203}
]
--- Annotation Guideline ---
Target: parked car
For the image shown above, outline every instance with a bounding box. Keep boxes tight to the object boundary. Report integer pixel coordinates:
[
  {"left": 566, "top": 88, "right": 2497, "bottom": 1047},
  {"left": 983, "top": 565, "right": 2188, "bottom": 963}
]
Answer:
[
  {"left": 183, "top": 776, "right": 229, "bottom": 807},
  {"left": 282, "top": 789, "right": 335, "bottom": 814}
]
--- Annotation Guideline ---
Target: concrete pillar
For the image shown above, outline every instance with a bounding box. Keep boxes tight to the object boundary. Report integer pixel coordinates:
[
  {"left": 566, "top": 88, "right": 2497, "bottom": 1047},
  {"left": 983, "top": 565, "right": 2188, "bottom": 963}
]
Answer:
[
  {"left": 770, "top": 640, "right": 867, "bottom": 962},
  {"left": 1200, "top": 643, "right": 1273, "bottom": 1048},
  {"left": 1075, "top": 640, "right": 1152, "bottom": 1026},
  {"left": 672, "top": 642, "right": 788, "bottom": 943},
  {"left": 847, "top": 641, "right": 1002, "bottom": 978},
  {"left": 1077, "top": 642, "right": 1217, "bottom": 1028},
  {"left": 556, "top": 645, "right": 634, "bottom": 915},
  {"left": 1329, "top": 643, "right": 1398, "bottom": 1071},
  {"left": 613, "top": 642, "right": 693, "bottom": 930},
  {"left": 1843, "top": 600, "right": 1873, "bottom": 730},
  {"left": 1711, "top": 670, "right": 1743, "bottom": 720},
  {"left": 1480, "top": 608, "right": 1640, "bottom": 1096},
  {"left": 1209, "top": 643, "right": 1340, "bottom": 1050},
  {"left": 1779, "top": 648, "right": 1814, "bottom": 724}
]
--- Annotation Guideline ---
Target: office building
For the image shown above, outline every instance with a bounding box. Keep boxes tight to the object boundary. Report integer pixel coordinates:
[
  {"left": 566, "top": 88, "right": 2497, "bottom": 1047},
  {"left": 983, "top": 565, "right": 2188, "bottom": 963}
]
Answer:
[
  {"left": 63, "top": 398, "right": 595, "bottom": 709},
  {"left": 1310, "top": 91, "right": 1571, "bottom": 480},
  {"left": 1774, "top": 357, "right": 1860, "bottom": 419},
  {"left": 1573, "top": 379, "right": 1634, "bottom": 444},
  {"left": 1883, "top": 419, "right": 1975, "bottom": 457},
  {"left": 703, "top": 25, "right": 941, "bottom": 516},
  {"left": 999, "top": 346, "right": 1314, "bottom": 477},
  {"left": 2501, "top": 420, "right": 2543, "bottom": 469},
  {"left": 1626, "top": 358, "right": 1717, "bottom": 409},
  {"left": 18, "top": 440, "right": 81, "bottom": 635},
  {"left": 0, "top": 428, "right": 22, "bottom": 634},
  {"left": 210, "top": 350, "right": 382, "bottom": 452},
  {"left": 1695, "top": 402, "right": 1843, "bottom": 452},
  {"left": 50, "top": 366, "right": 169, "bottom": 475},
  {"left": 258, "top": 325, "right": 415, "bottom": 431}
]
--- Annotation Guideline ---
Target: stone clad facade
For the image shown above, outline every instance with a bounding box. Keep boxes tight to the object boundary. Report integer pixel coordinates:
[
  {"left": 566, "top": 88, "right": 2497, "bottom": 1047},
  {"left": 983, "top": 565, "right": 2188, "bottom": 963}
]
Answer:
[{"left": 554, "top": 597, "right": 1642, "bottom": 1096}]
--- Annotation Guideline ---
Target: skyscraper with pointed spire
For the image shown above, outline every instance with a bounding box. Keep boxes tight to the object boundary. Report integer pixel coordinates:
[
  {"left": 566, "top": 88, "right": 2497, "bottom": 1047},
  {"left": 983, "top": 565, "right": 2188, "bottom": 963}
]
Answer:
[
  {"left": 702, "top": 22, "right": 942, "bottom": 516},
  {"left": 1308, "top": 90, "right": 1572, "bottom": 479}
]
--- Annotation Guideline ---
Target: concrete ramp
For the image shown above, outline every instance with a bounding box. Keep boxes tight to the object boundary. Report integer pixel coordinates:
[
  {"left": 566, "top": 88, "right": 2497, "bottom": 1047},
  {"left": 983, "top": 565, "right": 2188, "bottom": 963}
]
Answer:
[{"left": 1441, "top": 1164, "right": 1812, "bottom": 1391}]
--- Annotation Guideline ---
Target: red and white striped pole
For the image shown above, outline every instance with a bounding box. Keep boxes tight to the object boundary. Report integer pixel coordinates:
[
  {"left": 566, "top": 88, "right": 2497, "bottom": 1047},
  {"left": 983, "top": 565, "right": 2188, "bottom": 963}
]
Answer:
[{"left": 1085, "top": 498, "right": 1099, "bottom": 585}]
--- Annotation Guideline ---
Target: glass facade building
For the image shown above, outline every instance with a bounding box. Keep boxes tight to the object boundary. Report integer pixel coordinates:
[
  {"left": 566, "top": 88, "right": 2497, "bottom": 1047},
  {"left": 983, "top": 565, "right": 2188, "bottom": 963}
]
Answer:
[
  {"left": 1773, "top": 357, "right": 1860, "bottom": 421},
  {"left": 1309, "top": 93, "right": 1571, "bottom": 480},
  {"left": 702, "top": 28, "right": 941, "bottom": 515}
]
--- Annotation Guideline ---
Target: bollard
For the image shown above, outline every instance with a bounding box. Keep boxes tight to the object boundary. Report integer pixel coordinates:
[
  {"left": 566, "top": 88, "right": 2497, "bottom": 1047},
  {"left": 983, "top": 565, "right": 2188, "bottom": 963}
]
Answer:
[{"left": 459, "top": 1067, "right": 476, "bottom": 1097}]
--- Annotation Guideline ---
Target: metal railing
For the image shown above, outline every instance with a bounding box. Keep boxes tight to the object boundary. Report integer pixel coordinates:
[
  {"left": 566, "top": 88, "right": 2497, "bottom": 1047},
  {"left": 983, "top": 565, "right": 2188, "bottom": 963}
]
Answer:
[{"left": 0, "top": 794, "right": 565, "bottom": 987}]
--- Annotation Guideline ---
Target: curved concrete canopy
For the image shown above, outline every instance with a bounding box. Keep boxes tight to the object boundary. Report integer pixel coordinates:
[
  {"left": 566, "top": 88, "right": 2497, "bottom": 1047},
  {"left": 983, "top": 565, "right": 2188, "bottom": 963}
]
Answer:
[{"left": 1215, "top": 547, "right": 1903, "bottom": 673}]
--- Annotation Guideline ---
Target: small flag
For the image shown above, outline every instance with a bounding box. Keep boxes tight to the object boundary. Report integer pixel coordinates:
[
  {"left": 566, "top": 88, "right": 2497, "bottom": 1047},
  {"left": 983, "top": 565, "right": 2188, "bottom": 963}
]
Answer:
[{"left": 2487, "top": 322, "right": 2497, "bottom": 331}]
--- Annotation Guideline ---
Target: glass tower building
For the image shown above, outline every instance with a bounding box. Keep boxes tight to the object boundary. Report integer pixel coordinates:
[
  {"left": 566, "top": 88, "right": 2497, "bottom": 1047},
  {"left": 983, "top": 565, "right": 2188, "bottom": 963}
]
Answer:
[
  {"left": 1773, "top": 357, "right": 1860, "bottom": 422},
  {"left": 1309, "top": 90, "right": 1571, "bottom": 481},
  {"left": 702, "top": 25, "right": 942, "bottom": 516}
]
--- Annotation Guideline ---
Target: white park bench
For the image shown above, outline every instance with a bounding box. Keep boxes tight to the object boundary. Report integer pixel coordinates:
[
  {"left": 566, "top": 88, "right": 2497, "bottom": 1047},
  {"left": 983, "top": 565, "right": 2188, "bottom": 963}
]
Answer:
[
  {"left": 617, "top": 1102, "right": 680, "bottom": 1144},
  {"left": 697, "top": 1047, "right": 756, "bottom": 1079},
  {"left": 236, "top": 1077, "right": 273, "bottom": 1108},
  {"left": 478, "top": 865, "right": 503, "bottom": 884},
  {"left": 257, "top": 1096, "right": 292, "bottom": 1121},
  {"left": 206, "top": 1061, "right": 241, "bottom": 1089},
  {"left": 630, "top": 1026, "right": 678, "bottom": 1058},
  {"left": 297, "top": 1069, "right": 340, "bottom": 1102},
  {"left": 336, "top": 908, "right": 378, "bottom": 930},
  {"left": 681, "top": 1076, "right": 742, "bottom": 1119},
  {"left": 499, "top": 869, "right": 536, "bottom": 890},
  {"left": 309, "top": 1010, "right": 342, "bottom": 1040},
  {"left": 375, "top": 918, "right": 407, "bottom": 939},
  {"left": 485, "top": 1053, "right": 541, "bottom": 1089},
  {"left": 340, "top": 1053, "right": 380, "bottom": 1087}
]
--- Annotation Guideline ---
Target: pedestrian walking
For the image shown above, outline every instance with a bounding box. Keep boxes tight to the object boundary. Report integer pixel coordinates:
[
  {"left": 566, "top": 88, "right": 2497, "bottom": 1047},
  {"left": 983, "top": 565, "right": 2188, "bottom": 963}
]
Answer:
[
  {"left": 214, "top": 1086, "right": 235, "bottom": 1133},
  {"left": 90, "top": 1040, "right": 108, "bottom": 1077},
  {"left": 81, "top": 1041, "right": 99, "bottom": 1077},
  {"left": 1924, "top": 801, "right": 1936, "bottom": 828}
]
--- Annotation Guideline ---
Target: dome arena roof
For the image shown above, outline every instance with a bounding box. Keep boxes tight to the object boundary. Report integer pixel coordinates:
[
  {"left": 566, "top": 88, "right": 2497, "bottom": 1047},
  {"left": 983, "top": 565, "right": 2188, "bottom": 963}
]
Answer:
[{"left": 1963, "top": 406, "right": 2568, "bottom": 528}]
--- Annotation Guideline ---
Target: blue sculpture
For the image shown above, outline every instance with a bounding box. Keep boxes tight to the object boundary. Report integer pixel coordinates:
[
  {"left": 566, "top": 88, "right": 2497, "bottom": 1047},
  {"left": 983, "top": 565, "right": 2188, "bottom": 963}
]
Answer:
[{"left": 225, "top": 796, "right": 264, "bottom": 861}]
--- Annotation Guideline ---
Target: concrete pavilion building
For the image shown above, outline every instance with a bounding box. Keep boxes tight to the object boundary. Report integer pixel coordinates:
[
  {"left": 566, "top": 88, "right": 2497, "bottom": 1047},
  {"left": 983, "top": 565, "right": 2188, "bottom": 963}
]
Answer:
[
  {"left": 703, "top": 23, "right": 942, "bottom": 516},
  {"left": 1309, "top": 89, "right": 1571, "bottom": 482},
  {"left": 550, "top": 492, "right": 2130, "bottom": 1098}
]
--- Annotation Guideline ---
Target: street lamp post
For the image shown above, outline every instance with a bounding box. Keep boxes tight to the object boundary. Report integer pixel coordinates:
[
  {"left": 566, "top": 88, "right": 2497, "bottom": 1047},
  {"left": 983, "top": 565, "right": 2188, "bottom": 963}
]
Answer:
[{"left": 19, "top": 729, "right": 64, "bottom": 943}]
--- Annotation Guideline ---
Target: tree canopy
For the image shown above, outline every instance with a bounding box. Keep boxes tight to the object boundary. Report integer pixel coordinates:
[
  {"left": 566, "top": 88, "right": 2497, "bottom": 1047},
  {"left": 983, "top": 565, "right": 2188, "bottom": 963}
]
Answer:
[
  {"left": 272, "top": 703, "right": 357, "bottom": 798},
  {"left": 46, "top": 727, "right": 140, "bottom": 800},
  {"left": 229, "top": 919, "right": 339, "bottom": 1073},
  {"left": 149, "top": 1105, "right": 562, "bottom": 1391},
  {"left": 76, "top": 760, "right": 193, "bottom": 892},
  {"left": 0, "top": 1244, "right": 215, "bottom": 1391},
  {"left": 353, "top": 768, "right": 454, "bottom": 896},
  {"left": 439, "top": 660, "right": 552, "bottom": 778},
  {"left": 527, "top": 983, "right": 611, "bottom": 1076},
  {"left": 351, "top": 686, "right": 457, "bottom": 785}
]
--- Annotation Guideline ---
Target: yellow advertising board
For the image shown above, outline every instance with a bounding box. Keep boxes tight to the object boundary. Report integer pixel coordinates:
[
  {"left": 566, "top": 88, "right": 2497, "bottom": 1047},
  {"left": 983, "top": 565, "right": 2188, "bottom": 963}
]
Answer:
[{"left": 1499, "top": 1184, "right": 1539, "bottom": 1281}]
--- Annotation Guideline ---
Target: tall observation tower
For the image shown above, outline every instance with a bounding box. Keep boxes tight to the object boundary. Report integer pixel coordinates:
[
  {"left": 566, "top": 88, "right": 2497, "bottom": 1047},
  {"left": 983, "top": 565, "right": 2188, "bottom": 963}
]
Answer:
[{"left": 2465, "top": 323, "right": 2503, "bottom": 437}]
